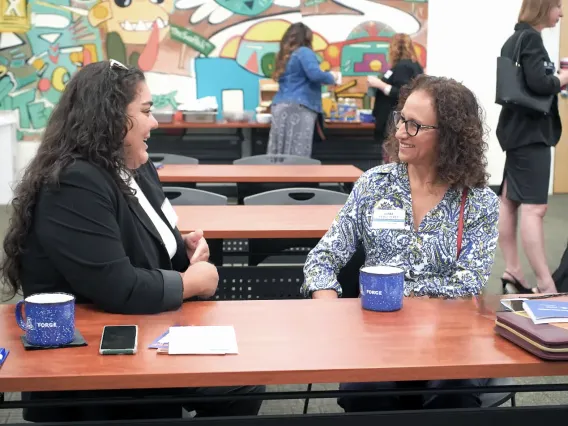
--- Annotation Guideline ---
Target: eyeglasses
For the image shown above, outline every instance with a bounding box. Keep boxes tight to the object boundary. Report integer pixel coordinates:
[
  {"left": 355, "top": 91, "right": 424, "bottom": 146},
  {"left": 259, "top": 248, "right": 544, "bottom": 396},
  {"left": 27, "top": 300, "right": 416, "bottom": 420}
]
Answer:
[
  {"left": 109, "top": 59, "right": 128, "bottom": 70},
  {"left": 392, "top": 111, "right": 438, "bottom": 137}
]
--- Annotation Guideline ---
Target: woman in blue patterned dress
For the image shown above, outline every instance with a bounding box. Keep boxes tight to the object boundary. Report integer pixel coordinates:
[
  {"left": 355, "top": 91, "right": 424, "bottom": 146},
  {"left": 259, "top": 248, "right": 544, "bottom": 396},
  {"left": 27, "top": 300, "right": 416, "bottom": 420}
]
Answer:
[{"left": 303, "top": 75, "right": 499, "bottom": 410}]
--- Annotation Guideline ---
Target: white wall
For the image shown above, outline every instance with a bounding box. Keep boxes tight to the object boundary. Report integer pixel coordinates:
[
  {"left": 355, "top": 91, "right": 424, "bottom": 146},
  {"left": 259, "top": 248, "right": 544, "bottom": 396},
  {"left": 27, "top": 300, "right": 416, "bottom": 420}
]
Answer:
[
  {"left": 0, "top": 111, "right": 17, "bottom": 204},
  {"left": 427, "top": 0, "right": 561, "bottom": 188}
]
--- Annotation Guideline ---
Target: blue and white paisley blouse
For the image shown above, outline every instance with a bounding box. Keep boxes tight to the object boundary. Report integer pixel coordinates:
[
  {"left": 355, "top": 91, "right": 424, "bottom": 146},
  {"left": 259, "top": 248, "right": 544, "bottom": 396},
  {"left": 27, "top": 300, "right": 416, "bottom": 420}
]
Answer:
[{"left": 302, "top": 163, "right": 500, "bottom": 299}]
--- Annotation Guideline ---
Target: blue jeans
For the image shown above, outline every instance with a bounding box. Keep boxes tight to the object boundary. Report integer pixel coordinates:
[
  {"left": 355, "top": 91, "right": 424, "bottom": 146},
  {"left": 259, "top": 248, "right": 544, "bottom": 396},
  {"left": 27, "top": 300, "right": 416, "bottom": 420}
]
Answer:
[{"left": 338, "top": 379, "right": 490, "bottom": 412}]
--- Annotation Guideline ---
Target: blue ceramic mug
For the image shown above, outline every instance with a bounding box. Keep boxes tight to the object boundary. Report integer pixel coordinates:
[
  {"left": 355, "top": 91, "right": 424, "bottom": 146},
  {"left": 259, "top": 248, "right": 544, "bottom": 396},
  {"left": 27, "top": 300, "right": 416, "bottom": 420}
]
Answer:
[
  {"left": 15, "top": 293, "right": 75, "bottom": 346},
  {"left": 359, "top": 266, "right": 405, "bottom": 312}
]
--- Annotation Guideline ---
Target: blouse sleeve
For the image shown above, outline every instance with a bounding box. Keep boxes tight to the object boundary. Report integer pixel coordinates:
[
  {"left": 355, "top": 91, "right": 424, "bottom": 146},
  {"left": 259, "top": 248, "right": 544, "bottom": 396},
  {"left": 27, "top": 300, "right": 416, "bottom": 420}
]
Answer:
[{"left": 301, "top": 174, "right": 369, "bottom": 297}]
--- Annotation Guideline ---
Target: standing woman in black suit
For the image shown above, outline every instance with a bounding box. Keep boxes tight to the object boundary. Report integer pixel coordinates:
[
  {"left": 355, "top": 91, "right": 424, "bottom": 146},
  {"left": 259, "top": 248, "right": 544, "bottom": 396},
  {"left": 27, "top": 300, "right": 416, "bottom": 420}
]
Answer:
[
  {"left": 367, "top": 33, "right": 424, "bottom": 163},
  {"left": 497, "top": 0, "right": 568, "bottom": 294},
  {"left": 0, "top": 60, "right": 264, "bottom": 422}
]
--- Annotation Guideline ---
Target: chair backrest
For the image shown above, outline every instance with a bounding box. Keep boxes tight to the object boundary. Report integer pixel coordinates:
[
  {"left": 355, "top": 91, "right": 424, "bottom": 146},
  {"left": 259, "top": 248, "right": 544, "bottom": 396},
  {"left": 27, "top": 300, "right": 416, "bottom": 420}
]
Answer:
[
  {"left": 215, "top": 266, "right": 304, "bottom": 300},
  {"left": 233, "top": 154, "right": 321, "bottom": 165},
  {"left": 479, "top": 377, "right": 516, "bottom": 407},
  {"left": 149, "top": 153, "right": 199, "bottom": 165},
  {"left": 243, "top": 188, "right": 349, "bottom": 206},
  {"left": 163, "top": 187, "right": 228, "bottom": 206}
]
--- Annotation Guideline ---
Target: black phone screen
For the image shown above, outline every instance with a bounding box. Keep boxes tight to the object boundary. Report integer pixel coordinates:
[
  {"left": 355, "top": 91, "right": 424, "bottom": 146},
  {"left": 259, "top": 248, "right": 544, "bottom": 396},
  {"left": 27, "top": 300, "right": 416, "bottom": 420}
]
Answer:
[{"left": 100, "top": 325, "right": 137, "bottom": 350}]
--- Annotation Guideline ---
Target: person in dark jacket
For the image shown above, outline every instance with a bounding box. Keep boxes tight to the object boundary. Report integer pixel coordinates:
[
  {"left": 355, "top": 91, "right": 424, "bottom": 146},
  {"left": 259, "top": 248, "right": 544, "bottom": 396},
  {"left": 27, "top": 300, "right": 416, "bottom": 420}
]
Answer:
[
  {"left": 496, "top": 0, "right": 568, "bottom": 295},
  {"left": 367, "top": 33, "right": 423, "bottom": 163},
  {"left": 0, "top": 60, "right": 264, "bottom": 422}
]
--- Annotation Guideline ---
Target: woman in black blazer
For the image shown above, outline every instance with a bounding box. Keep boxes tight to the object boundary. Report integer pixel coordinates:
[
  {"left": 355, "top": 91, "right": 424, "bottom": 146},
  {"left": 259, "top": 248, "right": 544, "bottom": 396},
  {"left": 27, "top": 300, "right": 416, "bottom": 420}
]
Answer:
[
  {"left": 496, "top": 0, "right": 568, "bottom": 295},
  {"left": 0, "top": 60, "right": 264, "bottom": 422},
  {"left": 367, "top": 33, "right": 423, "bottom": 163}
]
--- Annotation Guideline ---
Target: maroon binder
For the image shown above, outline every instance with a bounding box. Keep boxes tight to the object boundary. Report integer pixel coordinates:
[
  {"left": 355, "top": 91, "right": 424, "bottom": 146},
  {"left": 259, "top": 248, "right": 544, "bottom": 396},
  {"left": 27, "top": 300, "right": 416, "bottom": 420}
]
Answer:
[{"left": 495, "top": 311, "right": 568, "bottom": 361}]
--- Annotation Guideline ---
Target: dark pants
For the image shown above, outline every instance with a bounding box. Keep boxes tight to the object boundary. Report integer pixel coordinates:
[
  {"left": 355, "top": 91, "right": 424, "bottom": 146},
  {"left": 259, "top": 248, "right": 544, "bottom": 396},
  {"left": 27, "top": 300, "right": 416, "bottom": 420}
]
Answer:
[
  {"left": 23, "top": 385, "right": 265, "bottom": 422},
  {"left": 338, "top": 379, "right": 488, "bottom": 412}
]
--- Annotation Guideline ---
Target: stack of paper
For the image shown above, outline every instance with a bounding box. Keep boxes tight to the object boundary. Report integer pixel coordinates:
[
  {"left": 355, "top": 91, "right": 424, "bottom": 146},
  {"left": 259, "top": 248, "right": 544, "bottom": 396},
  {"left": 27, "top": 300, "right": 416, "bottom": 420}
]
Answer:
[
  {"left": 159, "top": 326, "right": 238, "bottom": 355},
  {"left": 523, "top": 300, "right": 568, "bottom": 324}
]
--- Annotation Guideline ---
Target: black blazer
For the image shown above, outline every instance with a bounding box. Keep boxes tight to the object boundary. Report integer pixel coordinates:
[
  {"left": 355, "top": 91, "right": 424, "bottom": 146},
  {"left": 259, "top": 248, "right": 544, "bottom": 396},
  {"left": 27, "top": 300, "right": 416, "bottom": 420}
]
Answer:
[
  {"left": 372, "top": 59, "right": 423, "bottom": 141},
  {"left": 19, "top": 159, "right": 189, "bottom": 315},
  {"left": 496, "top": 23, "right": 562, "bottom": 151}
]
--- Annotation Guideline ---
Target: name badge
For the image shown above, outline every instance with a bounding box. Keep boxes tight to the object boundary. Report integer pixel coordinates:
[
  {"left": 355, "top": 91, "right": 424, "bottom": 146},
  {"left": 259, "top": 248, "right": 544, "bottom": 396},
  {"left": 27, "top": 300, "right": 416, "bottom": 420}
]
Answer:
[
  {"left": 383, "top": 70, "right": 393, "bottom": 80},
  {"left": 372, "top": 208, "right": 406, "bottom": 230},
  {"left": 161, "top": 198, "right": 178, "bottom": 228},
  {"left": 544, "top": 61, "right": 555, "bottom": 75}
]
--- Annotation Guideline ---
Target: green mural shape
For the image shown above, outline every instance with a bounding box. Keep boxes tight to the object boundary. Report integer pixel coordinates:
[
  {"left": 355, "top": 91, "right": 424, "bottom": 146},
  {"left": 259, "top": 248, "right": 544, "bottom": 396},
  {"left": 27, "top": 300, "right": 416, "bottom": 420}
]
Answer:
[
  {"left": 260, "top": 52, "right": 276, "bottom": 77},
  {"left": 152, "top": 91, "right": 179, "bottom": 110},
  {"left": 214, "top": 0, "right": 273, "bottom": 16},
  {"left": 170, "top": 25, "right": 215, "bottom": 56},
  {"left": 304, "top": 0, "right": 327, "bottom": 6},
  {"left": 106, "top": 32, "right": 128, "bottom": 66}
]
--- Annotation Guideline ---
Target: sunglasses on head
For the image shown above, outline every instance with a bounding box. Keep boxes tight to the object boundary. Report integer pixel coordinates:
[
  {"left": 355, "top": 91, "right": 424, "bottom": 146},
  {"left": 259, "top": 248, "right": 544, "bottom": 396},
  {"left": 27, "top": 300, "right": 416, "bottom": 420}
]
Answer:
[{"left": 109, "top": 59, "right": 128, "bottom": 70}]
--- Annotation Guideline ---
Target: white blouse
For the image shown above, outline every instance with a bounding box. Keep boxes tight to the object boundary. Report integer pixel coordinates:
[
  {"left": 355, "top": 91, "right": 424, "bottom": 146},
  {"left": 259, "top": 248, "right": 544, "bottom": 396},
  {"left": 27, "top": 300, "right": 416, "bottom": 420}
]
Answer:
[{"left": 127, "top": 177, "right": 177, "bottom": 259}]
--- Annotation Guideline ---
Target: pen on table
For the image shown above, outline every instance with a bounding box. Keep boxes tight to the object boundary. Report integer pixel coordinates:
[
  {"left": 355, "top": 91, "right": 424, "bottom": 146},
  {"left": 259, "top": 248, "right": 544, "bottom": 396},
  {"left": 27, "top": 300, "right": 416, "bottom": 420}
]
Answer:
[{"left": 0, "top": 348, "right": 9, "bottom": 367}]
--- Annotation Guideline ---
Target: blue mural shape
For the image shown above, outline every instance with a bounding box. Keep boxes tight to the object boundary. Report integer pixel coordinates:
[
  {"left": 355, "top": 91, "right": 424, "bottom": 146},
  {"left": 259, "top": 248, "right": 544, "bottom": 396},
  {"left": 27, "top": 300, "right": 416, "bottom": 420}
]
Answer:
[{"left": 195, "top": 57, "right": 261, "bottom": 118}]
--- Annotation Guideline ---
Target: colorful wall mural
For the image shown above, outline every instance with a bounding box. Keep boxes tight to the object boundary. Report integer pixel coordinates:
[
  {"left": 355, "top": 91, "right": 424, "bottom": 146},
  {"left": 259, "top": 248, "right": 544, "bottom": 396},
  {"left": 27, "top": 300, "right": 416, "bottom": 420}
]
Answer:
[{"left": 0, "top": 0, "right": 428, "bottom": 140}]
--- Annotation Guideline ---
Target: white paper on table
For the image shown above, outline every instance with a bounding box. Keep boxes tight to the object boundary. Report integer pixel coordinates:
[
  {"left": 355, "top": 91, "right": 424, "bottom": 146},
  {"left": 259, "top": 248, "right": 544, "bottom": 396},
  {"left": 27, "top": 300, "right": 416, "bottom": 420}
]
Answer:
[{"left": 167, "top": 326, "right": 239, "bottom": 355}]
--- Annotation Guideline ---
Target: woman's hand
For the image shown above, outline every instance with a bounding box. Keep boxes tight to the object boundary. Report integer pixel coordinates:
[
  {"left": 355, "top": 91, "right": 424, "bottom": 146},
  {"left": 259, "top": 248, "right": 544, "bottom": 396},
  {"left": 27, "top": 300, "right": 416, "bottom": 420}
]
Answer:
[
  {"left": 367, "top": 75, "right": 385, "bottom": 90},
  {"left": 181, "top": 261, "right": 219, "bottom": 299},
  {"left": 558, "top": 69, "right": 568, "bottom": 87},
  {"left": 183, "top": 229, "right": 210, "bottom": 264}
]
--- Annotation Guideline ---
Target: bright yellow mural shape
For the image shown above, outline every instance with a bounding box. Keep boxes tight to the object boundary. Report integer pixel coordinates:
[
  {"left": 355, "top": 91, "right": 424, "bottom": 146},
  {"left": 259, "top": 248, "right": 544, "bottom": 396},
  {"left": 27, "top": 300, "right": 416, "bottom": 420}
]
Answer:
[
  {"left": 220, "top": 36, "right": 240, "bottom": 58},
  {"left": 312, "top": 33, "right": 327, "bottom": 52},
  {"left": 244, "top": 20, "right": 290, "bottom": 42},
  {"left": 319, "top": 60, "right": 330, "bottom": 71},
  {"left": 326, "top": 45, "right": 339, "bottom": 59},
  {"left": 220, "top": 20, "right": 329, "bottom": 62},
  {"left": 51, "top": 67, "right": 69, "bottom": 92},
  {"left": 0, "top": 0, "right": 31, "bottom": 32},
  {"left": 87, "top": 0, "right": 174, "bottom": 45},
  {"left": 369, "top": 59, "right": 382, "bottom": 72}
]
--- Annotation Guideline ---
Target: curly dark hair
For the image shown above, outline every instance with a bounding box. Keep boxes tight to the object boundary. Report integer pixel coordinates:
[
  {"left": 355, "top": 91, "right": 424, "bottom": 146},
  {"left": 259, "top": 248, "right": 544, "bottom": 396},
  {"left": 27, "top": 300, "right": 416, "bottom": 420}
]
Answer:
[
  {"left": 384, "top": 74, "right": 490, "bottom": 188},
  {"left": 1, "top": 60, "right": 145, "bottom": 299}
]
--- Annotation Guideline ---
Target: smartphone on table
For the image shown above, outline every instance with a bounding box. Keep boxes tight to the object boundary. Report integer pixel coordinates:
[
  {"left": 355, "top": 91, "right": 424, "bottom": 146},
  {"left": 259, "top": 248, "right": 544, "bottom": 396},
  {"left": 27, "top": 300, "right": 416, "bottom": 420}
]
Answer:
[{"left": 99, "top": 325, "right": 138, "bottom": 355}]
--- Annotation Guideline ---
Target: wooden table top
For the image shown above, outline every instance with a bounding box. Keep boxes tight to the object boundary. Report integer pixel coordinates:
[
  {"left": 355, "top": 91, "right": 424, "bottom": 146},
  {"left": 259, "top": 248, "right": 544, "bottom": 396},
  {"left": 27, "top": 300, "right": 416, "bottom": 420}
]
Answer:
[
  {"left": 175, "top": 205, "right": 341, "bottom": 238},
  {"left": 158, "top": 121, "right": 375, "bottom": 130},
  {"left": 1, "top": 299, "right": 566, "bottom": 393},
  {"left": 158, "top": 164, "right": 363, "bottom": 183}
]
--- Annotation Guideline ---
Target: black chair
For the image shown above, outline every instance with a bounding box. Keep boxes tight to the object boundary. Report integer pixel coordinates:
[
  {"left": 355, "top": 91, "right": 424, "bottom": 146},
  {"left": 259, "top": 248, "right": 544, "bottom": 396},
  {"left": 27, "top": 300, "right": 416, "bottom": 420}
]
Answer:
[
  {"left": 243, "top": 187, "right": 349, "bottom": 206},
  {"left": 163, "top": 187, "right": 228, "bottom": 206},
  {"left": 215, "top": 266, "right": 304, "bottom": 300},
  {"left": 233, "top": 154, "right": 322, "bottom": 204},
  {"left": 150, "top": 153, "right": 199, "bottom": 165},
  {"left": 234, "top": 154, "right": 321, "bottom": 165},
  {"left": 243, "top": 188, "right": 349, "bottom": 267}
]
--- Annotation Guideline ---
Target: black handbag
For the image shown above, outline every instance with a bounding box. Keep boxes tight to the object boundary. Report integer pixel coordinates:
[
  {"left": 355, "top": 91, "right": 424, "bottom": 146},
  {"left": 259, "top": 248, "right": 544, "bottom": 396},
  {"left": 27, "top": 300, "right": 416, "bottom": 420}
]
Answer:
[{"left": 495, "top": 31, "right": 555, "bottom": 114}]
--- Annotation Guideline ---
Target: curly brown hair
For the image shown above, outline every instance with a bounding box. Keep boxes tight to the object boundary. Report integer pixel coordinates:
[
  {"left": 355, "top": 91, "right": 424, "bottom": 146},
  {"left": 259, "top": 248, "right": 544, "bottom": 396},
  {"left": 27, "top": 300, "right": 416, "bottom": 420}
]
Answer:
[
  {"left": 384, "top": 75, "right": 490, "bottom": 188},
  {"left": 272, "top": 22, "right": 313, "bottom": 81},
  {"left": 389, "top": 33, "right": 418, "bottom": 67}
]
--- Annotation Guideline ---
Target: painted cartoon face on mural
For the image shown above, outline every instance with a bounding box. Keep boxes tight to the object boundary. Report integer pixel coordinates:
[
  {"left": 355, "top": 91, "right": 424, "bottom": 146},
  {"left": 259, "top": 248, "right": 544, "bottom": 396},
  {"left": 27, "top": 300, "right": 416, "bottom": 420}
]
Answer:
[
  {"left": 88, "top": 0, "right": 174, "bottom": 45},
  {"left": 1, "top": 0, "right": 428, "bottom": 140}
]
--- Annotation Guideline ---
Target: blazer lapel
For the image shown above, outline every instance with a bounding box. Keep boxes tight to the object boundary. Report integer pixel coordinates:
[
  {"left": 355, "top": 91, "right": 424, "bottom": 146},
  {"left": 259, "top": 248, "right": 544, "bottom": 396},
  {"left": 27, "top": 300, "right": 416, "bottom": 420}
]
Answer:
[
  {"left": 127, "top": 195, "right": 163, "bottom": 245},
  {"left": 134, "top": 166, "right": 172, "bottom": 230}
]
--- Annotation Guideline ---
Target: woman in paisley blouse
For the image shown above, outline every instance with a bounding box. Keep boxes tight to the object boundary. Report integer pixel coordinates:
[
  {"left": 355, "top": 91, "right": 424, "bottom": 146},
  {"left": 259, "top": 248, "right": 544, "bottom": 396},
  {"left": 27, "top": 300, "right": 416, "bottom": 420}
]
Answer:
[{"left": 302, "top": 74, "right": 499, "bottom": 410}]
